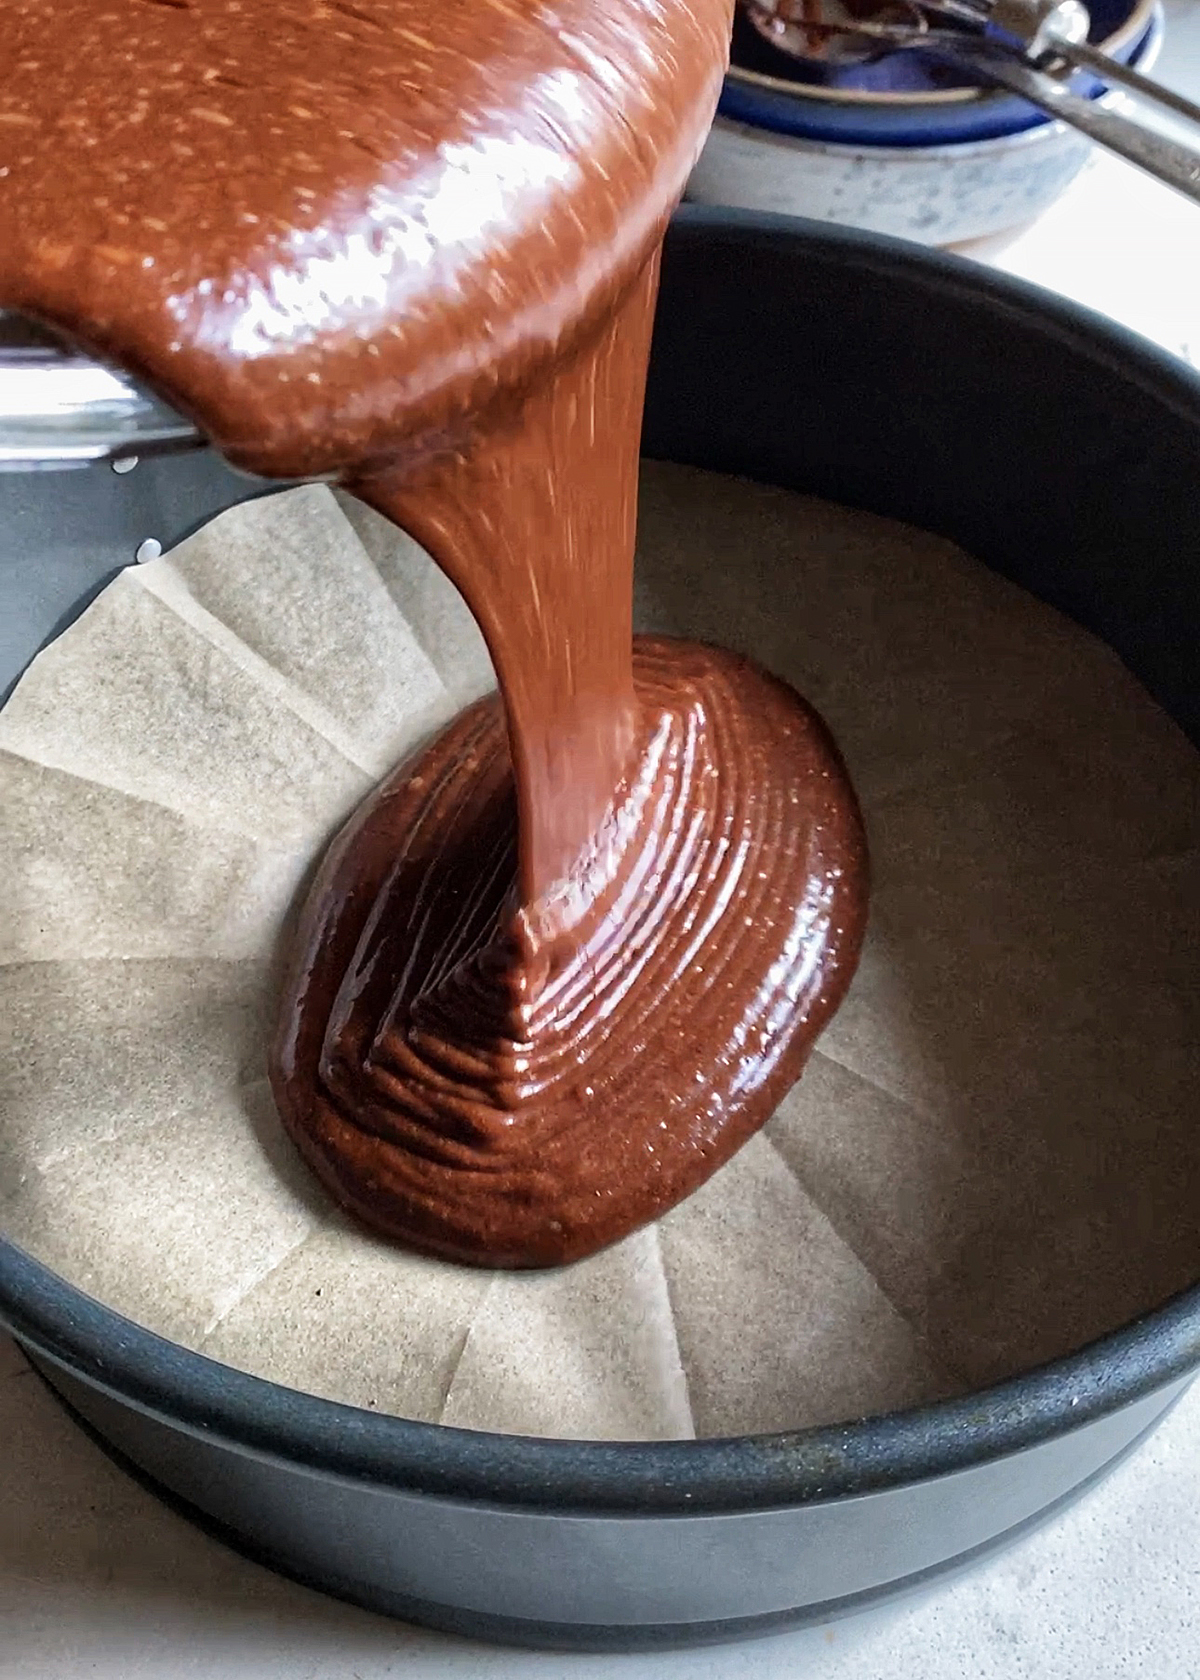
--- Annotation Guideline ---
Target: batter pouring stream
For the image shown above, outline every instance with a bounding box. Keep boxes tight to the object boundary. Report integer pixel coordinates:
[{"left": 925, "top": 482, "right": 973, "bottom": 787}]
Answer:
[{"left": 0, "top": 0, "right": 867, "bottom": 1265}]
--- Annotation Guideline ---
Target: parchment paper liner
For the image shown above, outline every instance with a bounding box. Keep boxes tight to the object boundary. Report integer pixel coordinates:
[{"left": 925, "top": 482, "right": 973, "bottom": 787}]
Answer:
[{"left": 2, "top": 464, "right": 1197, "bottom": 1440}]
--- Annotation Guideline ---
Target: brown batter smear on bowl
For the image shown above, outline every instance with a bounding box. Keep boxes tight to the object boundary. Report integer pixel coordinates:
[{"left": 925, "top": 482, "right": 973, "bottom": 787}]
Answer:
[{"left": 0, "top": 0, "right": 867, "bottom": 1265}]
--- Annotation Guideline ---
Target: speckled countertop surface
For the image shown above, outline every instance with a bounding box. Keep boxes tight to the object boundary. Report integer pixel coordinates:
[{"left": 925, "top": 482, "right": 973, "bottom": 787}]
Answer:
[{"left": 5, "top": 9, "right": 1200, "bottom": 1675}]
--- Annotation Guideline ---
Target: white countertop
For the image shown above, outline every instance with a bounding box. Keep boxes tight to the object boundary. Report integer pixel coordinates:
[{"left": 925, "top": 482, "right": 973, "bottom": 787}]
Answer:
[{"left": 6, "top": 12, "right": 1200, "bottom": 1676}]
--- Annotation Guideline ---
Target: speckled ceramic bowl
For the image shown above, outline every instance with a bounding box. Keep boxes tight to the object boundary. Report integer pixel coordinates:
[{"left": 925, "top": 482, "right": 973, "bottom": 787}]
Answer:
[
  {"left": 688, "top": 1, "right": 1162, "bottom": 244},
  {"left": 718, "top": 0, "right": 1158, "bottom": 142}
]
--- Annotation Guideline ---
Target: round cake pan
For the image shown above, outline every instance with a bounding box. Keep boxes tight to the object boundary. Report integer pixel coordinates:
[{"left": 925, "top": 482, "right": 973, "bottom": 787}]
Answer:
[{"left": 2, "top": 207, "right": 1200, "bottom": 1650}]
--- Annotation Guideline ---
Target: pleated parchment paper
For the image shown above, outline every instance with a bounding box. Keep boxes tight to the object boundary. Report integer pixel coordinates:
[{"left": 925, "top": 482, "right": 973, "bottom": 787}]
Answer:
[{"left": 3, "top": 462, "right": 1199, "bottom": 1441}]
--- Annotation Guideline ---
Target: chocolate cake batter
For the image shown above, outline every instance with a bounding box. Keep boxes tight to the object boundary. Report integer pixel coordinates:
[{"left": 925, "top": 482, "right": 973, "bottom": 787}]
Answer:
[{"left": 0, "top": 0, "right": 867, "bottom": 1265}]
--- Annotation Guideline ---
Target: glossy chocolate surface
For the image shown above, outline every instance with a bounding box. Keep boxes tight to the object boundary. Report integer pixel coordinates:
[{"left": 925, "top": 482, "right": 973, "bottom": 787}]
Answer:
[
  {"left": 0, "top": 0, "right": 731, "bottom": 480},
  {"left": 274, "top": 636, "right": 866, "bottom": 1266}
]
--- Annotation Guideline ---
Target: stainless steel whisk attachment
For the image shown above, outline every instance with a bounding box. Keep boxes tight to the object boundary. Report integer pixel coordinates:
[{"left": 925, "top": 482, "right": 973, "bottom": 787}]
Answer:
[{"left": 742, "top": 0, "right": 1200, "bottom": 205}]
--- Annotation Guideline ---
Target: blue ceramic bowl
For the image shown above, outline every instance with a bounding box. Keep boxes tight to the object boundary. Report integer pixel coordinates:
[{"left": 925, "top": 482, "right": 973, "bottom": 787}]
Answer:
[
  {"left": 720, "top": 0, "right": 1158, "bottom": 145},
  {"left": 689, "top": 4, "right": 1163, "bottom": 245}
]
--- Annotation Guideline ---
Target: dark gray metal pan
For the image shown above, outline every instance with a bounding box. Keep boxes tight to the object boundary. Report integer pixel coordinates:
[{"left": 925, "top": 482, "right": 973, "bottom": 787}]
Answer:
[{"left": 2, "top": 207, "right": 1199, "bottom": 1649}]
